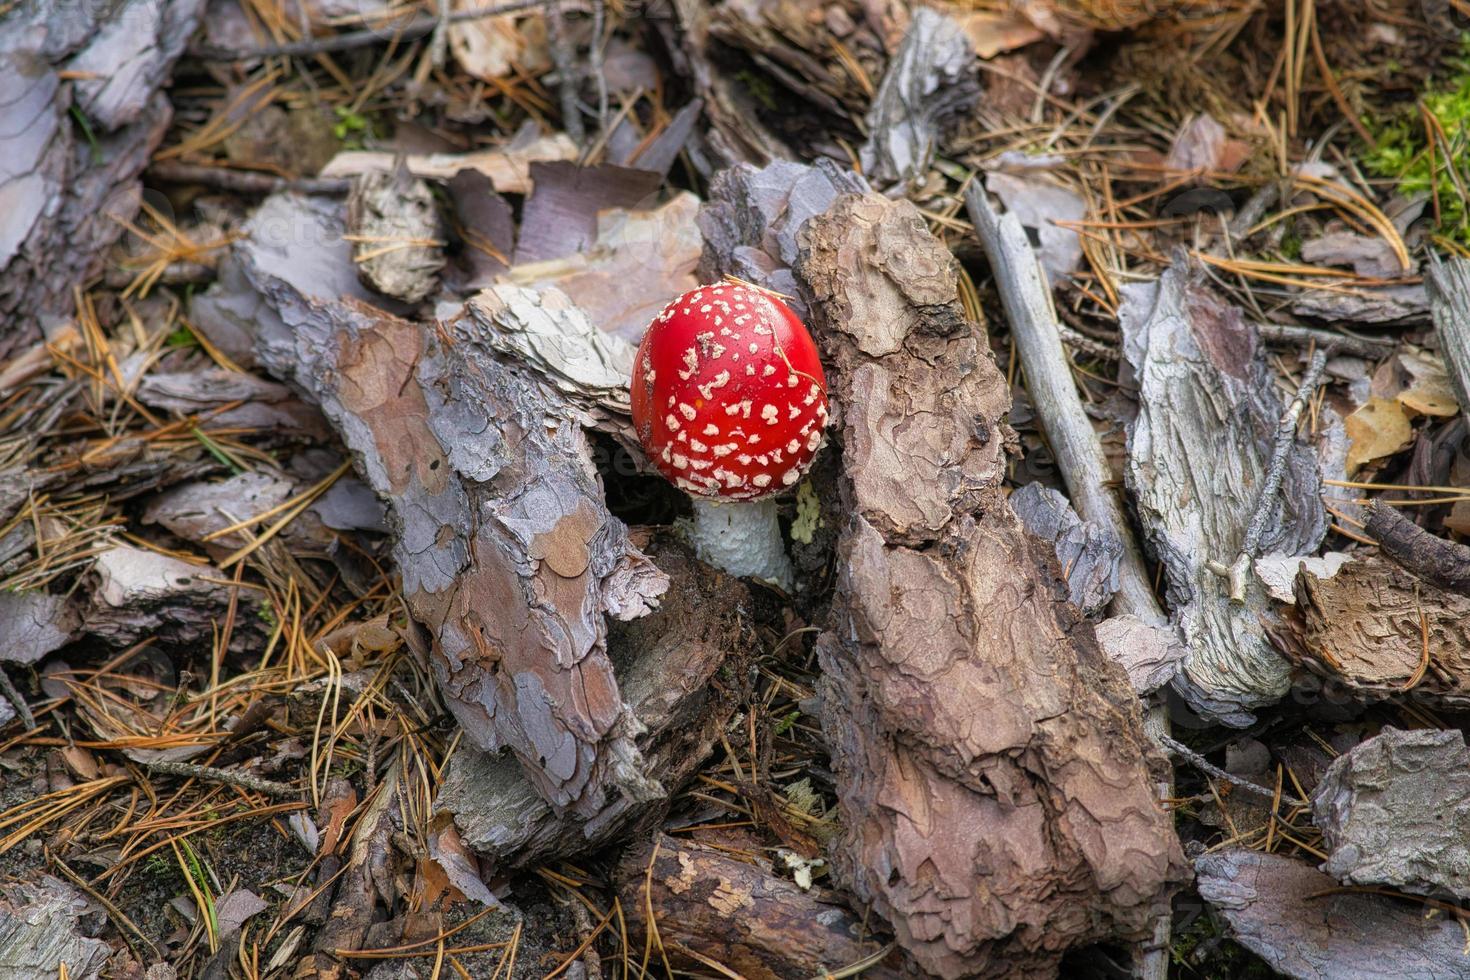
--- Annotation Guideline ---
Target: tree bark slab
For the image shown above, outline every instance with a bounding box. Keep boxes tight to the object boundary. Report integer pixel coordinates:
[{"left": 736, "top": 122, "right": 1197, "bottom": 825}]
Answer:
[{"left": 785, "top": 190, "right": 1186, "bottom": 978}]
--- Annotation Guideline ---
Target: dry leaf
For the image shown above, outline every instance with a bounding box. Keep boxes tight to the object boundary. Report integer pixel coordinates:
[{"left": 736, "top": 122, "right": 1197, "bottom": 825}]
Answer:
[
  {"left": 953, "top": 11, "right": 1044, "bottom": 58},
  {"left": 1396, "top": 354, "right": 1460, "bottom": 417},
  {"left": 1345, "top": 397, "right": 1413, "bottom": 472},
  {"left": 447, "top": 0, "right": 548, "bottom": 81}
]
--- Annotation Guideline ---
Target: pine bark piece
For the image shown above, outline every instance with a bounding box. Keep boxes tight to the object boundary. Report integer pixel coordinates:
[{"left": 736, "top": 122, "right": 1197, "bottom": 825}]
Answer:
[
  {"left": 436, "top": 542, "right": 754, "bottom": 866},
  {"left": 1196, "top": 849, "right": 1470, "bottom": 980},
  {"left": 0, "top": 0, "right": 204, "bottom": 360},
  {"left": 1120, "top": 264, "right": 1326, "bottom": 726},
  {"left": 859, "top": 7, "right": 977, "bottom": 189},
  {"left": 792, "top": 192, "right": 1186, "bottom": 979},
  {"left": 84, "top": 544, "right": 260, "bottom": 649},
  {"left": 617, "top": 833, "right": 903, "bottom": 980},
  {"left": 1010, "top": 482, "right": 1122, "bottom": 616},
  {"left": 1363, "top": 498, "right": 1470, "bottom": 595},
  {"left": 1426, "top": 254, "right": 1470, "bottom": 412},
  {"left": 237, "top": 223, "right": 668, "bottom": 814},
  {"left": 1284, "top": 554, "right": 1470, "bottom": 708},
  {"left": 1312, "top": 727, "right": 1470, "bottom": 900},
  {"left": 345, "top": 169, "right": 445, "bottom": 304},
  {"left": 696, "top": 160, "right": 867, "bottom": 318},
  {"left": 0, "top": 874, "right": 112, "bottom": 980}
]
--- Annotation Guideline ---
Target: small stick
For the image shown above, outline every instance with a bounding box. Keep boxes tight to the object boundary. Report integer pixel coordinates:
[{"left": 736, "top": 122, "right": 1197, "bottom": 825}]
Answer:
[
  {"left": 50, "top": 853, "right": 162, "bottom": 961},
  {"left": 1225, "top": 348, "right": 1328, "bottom": 602},
  {"left": 545, "top": 0, "right": 585, "bottom": 144},
  {"left": 193, "top": 0, "right": 558, "bottom": 60},
  {"left": 1257, "top": 322, "right": 1391, "bottom": 360},
  {"left": 0, "top": 667, "right": 35, "bottom": 731},
  {"left": 1156, "top": 733, "right": 1307, "bottom": 808},
  {"left": 147, "top": 162, "right": 351, "bottom": 196},
  {"left": 966, "top": 183, "right": 1178, "bottom": 980},
  {"left": 146, "top": 760, "right": 297, "bottom": 799}
]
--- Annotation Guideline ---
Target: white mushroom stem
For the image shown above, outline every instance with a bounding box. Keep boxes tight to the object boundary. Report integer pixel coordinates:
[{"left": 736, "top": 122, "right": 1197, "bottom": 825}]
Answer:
[{"left": 686, "top": 496, "right": 794, "bottom": 590}]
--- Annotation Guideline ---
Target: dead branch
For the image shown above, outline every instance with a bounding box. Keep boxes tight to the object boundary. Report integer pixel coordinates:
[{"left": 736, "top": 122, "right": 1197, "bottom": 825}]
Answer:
[
  {"left": 147, "top": 162, "right": 351, "bottom": 196},
  {"left": 1364, "top": 499, "right": 1470, "bottom": 595},
  {"left": 145, "top": 760, "right": 296, "bottom": 799},
  {"left": 191, "top": 0, "right": 559, "bottom": 60},
  {"left": 617, "top": 834, "right": 903, "bottom": 980}
]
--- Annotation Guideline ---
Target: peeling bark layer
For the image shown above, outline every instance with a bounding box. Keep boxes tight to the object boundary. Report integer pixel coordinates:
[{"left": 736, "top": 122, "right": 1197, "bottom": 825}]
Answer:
[
  {"left": 437, "top": 541, "right": 754, "bottom": 866},
  {"left": 237, "top": 249, "right": 668, "bottom": 814},
  {"left": 792, "top": 193, "right": 1186, "bottom": 978},
  {"left": 617, "top": 833, "right": 903, "bottom": 980},
  {"left": 1120, "top": 264, "right": 1325, "bottom": 725},
  {"left": 0, "top": 0, "right": 204, "bottom": 357},
  {"left": 1282, "top": 554, "right": 1470, "bottom": 708}
]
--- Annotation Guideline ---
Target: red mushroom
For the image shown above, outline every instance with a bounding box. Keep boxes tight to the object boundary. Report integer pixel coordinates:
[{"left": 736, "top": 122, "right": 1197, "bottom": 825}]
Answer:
[{"left": 630, "top": 281, "right": 829, "bottom": 587}]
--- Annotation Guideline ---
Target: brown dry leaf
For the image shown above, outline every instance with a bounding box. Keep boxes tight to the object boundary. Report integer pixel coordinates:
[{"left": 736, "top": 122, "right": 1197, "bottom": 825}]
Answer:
[
  {"left": 953, "top": 10, "right": 1044, "bottom": 58},
  {"left": 1345, "top": 397, "right": 1413, "bottom": 472},
  {"left": 447, "top": 0, "right": 549, "bottom": 81},
  {"left": 319, "top": 784, "right": 359, "bottom": 856},
  {"left": 59, "top": 746, "right": 99, "bottom": 781},
  {"left": 1396, "top": 354, "right": 1460, "bottom": 417}
]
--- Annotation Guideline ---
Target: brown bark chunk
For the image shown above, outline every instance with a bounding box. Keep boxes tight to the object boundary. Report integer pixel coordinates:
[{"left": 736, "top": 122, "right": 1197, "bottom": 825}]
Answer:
[
  {"left": 617, "top": 833, "right": 903, "bottom": 980},
  {"left": 793, "top": 192, "right": 1187, "bottom": 978}
]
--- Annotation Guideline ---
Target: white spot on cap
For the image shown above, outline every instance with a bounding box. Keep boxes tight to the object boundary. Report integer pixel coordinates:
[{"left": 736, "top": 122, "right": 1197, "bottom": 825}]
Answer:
[
  {"left": 678, "top": 403, "right": 697, "bottom": 421},
  {"left": 665, "top": 414, "right": 680, "bottom": 431},
  {"left": 807, "top": 430, "right": 822, "bottom": 450},
  {"left": 788, "top": 404, "right": 801, "bottom": 420},
  {"left": 781, "top": 468, "right": 800, "bottom": 485},
  {"left": 746, "top": 364, "right": 756, "bottom": 375},
  {"left": 672, "top": 453, "right": 688, "bottom": 469},
  {"left": 752, "top": 474, "right": 772, "bottom": 488},
  {"left": 688, "top": 459, "right": 712, "bottom": 471},
  {"left": 713, "top": 443, "right": 734, "bottom": 457},
  {"left": 761, "top": 404, "right": 778, "bottom": 424},
  {"left": 703, "top": 423, "right": 719, "bottom": 436},
  {"left": 748, "top": 343, "right": 758, "bottom": 354},
  {"left": 690, "top": 439, "right": 708, "bottom": 453},
  {"left": 787, "top": 439, "right": 800, "bottom": 453},
  {"left": 787, "top": 375, "right": 799, "bottom": 387},
  {"left": 762, "top": 364, "right": 775, "bottom": 377}
]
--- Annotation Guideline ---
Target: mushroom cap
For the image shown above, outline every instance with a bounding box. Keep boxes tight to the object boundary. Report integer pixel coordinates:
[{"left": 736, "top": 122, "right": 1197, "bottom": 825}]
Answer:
[{"left": 630, "top": 282, "right": 829, "bottom": 500}]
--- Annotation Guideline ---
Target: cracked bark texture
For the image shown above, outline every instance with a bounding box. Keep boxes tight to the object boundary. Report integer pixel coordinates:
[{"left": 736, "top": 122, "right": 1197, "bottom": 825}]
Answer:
[
  {"left": 1312, "top": 727, "right": 1470, "bottom": 900},
  {"left": 1282, "top": 554, "right": 1470, "bottom": 708},
  {"left": 235, "top": 220, "right": 668, "bottom": 815},
  {"left": 788, "top": 192, "right": 1186, "bottom": 978},
  {"left": 1120, "top": 263, "right": 1325, "bottom": 726},
  {"left": 436, "top": 541, "right": 754, "bottom": 867},
  {"left": 0, "top": 0, "right": 204, "bottom": 358}
]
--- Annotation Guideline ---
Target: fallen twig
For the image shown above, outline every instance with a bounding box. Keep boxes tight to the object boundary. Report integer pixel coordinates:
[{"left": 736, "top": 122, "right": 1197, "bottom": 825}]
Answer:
[
  {"left": 546, "top": 0, "right": 585, "bottom": 144},
  {"left": 966, "top": 182, "right": 1179, "bottom": 980},
  {"left": 192, "top": 0, "right": 559, "bottom": 60},
  {"left": 1221, "top": 348, "right": 1329, "bottom": 602},
  {"left": 147, "top": 162, "right": 350, "bottom": 196},
  {"left": 1157, "top": 734, "right": 1306, "bottom": 807},
  {"left": 145, "top": 760, "right": 297, "bottom": 799},
  {"left": 1257, "top": 322, "right": 1392, "bottom": 360},
  {"left": 1364, "top": 499, "right": 1470, "bottom": 596},
  {"left": 0, "top": 667, "right": 35, "bottom": 731}
]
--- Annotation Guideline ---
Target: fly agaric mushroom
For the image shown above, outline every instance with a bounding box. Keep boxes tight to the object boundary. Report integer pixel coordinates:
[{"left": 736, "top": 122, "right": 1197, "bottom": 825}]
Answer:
[{"left": 630, "top": 281, "right": 829, "bottom": 588}]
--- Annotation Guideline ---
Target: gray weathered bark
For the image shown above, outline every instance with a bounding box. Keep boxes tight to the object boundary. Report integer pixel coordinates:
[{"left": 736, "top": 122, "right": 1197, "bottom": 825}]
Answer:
[
  {"left": 1196, "top": 849, "right": 1470, "bottom": 980},
  {"left": 859, "top": 7, "right": 977, "bottom": 189},
  {"left": 0, "top": 0, "right": 204, "bottom": 358},
  {"left": 1427, "top": 254, "right": 1470, "bottom": 413},
  {"left": 1313, "top": 727, "right": 1470, "bottom": 900},
  {"left": 1120, "top": 263, "right": 1325, "bottom": 726}
]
